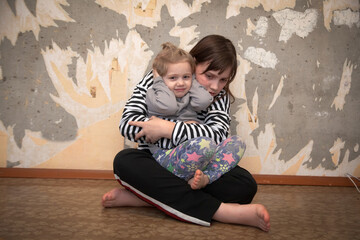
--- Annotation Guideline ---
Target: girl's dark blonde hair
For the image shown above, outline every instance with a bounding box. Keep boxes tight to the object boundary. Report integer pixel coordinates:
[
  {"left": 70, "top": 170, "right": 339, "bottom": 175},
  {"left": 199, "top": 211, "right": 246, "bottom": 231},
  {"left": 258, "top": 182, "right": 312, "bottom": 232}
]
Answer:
[
  {"left": 190, "top": 35, "right": 237, "bottom": 102},
  {"left": 153, "top": 42, "right": 195, "bottom": 77}
]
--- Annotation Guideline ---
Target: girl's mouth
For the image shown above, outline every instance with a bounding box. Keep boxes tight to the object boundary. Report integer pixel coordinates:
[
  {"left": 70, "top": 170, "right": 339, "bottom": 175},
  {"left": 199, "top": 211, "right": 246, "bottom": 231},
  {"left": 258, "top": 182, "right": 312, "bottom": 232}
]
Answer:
[{"left": 175, "top": 88, "right": 186, "bottom": 92}]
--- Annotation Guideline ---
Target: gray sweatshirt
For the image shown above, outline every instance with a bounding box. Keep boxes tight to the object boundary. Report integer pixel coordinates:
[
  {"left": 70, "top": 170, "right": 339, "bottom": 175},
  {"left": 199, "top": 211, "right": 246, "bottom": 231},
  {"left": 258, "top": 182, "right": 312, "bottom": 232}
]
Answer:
[{"left": 146, "top": 76, "right": 213, "bottom": 123}]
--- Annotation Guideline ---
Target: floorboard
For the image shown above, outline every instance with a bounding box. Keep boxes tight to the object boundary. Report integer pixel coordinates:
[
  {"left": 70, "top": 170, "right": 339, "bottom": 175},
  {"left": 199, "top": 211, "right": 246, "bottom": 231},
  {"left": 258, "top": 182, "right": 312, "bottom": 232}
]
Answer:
[{"left": 0, "top": 178, "right": 359, "bottom": 240}]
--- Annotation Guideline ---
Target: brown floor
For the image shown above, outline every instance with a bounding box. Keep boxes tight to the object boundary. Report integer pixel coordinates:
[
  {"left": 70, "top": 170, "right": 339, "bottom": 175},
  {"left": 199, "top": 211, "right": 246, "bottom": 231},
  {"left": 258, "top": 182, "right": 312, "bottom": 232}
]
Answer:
[{"left": 0, "top": 178, "right": 359, "bottom": 240}]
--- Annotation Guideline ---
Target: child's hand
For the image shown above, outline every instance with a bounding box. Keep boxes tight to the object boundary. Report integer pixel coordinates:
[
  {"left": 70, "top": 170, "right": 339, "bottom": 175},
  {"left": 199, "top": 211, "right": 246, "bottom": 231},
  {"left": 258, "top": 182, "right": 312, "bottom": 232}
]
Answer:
[{"left": 129, "top": 116, "right": 175, "bottom": 143}]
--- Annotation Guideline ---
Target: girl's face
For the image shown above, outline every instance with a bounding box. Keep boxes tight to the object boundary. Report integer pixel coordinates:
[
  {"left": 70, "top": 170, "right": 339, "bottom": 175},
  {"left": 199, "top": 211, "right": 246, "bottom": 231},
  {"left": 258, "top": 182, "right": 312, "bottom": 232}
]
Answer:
[
  {"left": 195, "top": 62, "right": 231, "bottom": 97},
  {"left": 163, "top": 61, "right": 193, "bottom": 98}
]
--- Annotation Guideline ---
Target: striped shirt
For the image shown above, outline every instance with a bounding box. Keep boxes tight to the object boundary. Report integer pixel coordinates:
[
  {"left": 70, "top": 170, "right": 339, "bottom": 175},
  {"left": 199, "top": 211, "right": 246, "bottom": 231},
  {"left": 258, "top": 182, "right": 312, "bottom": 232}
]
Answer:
[{"left": 119, "top": 71, "right": 231, "bottom": 150}]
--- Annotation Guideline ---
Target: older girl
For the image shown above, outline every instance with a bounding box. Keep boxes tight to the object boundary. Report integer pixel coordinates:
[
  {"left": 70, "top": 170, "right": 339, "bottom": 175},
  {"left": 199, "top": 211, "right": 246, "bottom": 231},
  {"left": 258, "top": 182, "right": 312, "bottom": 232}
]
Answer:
[{"left": 102, "top": 35, "right": 270, "bottom": 232}]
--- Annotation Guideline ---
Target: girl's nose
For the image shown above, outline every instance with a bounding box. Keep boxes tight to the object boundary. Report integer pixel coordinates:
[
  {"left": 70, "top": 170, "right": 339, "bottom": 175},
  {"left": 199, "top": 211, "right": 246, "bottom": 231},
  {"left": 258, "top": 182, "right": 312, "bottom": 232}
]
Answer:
[
  {"left": 177, "top": 79, "right": 184, "bottom": 85},
  {"left": 210, "top": 81, "right": 219, "bottom": 91}
]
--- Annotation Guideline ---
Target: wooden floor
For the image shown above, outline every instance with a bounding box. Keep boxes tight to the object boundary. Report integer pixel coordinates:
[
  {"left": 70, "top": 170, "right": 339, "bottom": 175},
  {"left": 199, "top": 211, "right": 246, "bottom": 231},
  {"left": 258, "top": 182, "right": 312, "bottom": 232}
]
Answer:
[{"left": 0, "top": 178, "right": 359, "bottom": 240}]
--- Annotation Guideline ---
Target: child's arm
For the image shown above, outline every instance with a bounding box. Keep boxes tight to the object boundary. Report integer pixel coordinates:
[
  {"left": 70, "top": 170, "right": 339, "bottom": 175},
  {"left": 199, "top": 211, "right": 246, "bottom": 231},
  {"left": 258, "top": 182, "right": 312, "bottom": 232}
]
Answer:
[
  {"left": 146, "top": 76, "right": 178, "bottom": 116},
  {"left": 189, "top": 78, "right": 213, "bottom": 112}
]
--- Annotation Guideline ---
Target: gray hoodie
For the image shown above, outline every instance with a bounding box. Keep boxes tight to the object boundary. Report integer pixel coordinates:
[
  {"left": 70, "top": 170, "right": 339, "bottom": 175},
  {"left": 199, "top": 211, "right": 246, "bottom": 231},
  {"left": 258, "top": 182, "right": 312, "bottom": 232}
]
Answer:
[{"left": 146, "top": 76, "right": 213, "bottom": 123}]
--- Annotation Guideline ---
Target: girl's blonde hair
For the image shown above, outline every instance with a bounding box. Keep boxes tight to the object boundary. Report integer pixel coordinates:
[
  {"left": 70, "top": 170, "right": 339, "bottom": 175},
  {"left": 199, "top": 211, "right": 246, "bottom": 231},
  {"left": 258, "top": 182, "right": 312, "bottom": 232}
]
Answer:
[{"left": 153, "top": 42, "right": 195, "bottom": 77}]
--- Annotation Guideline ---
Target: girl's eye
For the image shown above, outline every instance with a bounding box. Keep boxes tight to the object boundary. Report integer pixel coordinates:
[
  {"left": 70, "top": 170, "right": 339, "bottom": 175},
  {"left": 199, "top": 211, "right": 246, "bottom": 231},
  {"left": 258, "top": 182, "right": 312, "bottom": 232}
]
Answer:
[
  {"left": 169, "top": 76, "right": 177, "bottom": 80},
  {"left": 206, "top": 74, "right": 213, "bottom": 79},
  {"left": 183, "top": 75, "right": 191, "bottom": 79},
  {"left": 221, "top": 78, "right": 229, "bottom": 83}
]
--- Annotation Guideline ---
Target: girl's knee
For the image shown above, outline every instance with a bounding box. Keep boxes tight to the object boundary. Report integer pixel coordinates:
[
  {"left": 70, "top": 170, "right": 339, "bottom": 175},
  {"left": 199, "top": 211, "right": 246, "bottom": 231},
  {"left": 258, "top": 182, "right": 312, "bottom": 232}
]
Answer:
[
  {"left": 114, "top": 148, "right": 151, "bottom": 171},
  {"left": 113, "top": 149, "right": 130, "bottom": 172},
  {"left": 227, "top": 136, "right": 246, "bottom": 147},
  {"left": 198, "top": 136, "right": 216, "bottom": 144},
  {"left": 187, "top": 137, "right": 216, "bottom": 152}
]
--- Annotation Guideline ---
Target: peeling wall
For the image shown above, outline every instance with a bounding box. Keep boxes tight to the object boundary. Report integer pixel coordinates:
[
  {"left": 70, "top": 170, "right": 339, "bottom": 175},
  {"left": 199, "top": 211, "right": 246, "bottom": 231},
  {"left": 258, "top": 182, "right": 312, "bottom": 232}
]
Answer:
[{"left": 0, "top": 0, "right": 359, "bottom": 177}]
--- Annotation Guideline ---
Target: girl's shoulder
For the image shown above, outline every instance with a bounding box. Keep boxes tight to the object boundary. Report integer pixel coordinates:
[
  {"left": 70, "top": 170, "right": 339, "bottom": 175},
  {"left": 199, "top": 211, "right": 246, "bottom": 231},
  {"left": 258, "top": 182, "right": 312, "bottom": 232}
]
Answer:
[
  {"left": 215, "top": 90, "right": 229, "bottom": 104},
  {"left": 208, "top": 90, "right": 230, "bottom": 112},
  {"left": 138, "top": 70, "right": 154, "bottom": 89}
]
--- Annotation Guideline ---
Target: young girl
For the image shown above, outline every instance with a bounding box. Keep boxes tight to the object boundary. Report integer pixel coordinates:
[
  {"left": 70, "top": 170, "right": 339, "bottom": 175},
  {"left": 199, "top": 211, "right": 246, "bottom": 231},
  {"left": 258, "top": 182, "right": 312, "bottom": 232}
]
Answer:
[
  {"left": 147, "top": 42, "right": 246, "bottom": 190},
  {"left": 102, "top": 35, "right": 270, "bottom": 232}
]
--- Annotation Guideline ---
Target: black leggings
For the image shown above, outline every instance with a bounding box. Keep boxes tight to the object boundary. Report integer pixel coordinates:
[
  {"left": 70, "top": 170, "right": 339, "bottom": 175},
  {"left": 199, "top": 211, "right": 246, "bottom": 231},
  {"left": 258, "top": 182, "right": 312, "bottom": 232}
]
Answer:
[{"left": 113, "top": 148, "right": 257, "bottom": 226}]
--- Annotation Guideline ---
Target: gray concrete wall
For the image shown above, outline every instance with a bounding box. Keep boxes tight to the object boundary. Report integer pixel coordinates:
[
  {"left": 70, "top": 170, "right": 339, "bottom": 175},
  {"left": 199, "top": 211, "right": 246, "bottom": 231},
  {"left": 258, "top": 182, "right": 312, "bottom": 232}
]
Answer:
[{"left": 0, "top": 0, "right": 359, "bottom": 176}]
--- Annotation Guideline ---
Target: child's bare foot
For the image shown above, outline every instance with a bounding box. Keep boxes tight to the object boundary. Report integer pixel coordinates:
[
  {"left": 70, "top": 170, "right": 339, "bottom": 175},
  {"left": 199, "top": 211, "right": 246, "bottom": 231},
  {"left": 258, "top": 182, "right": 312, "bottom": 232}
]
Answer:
[
  {"left": 101, "top": 188, "right": 151, "bottom": 208},
  {"left": 188, "top": 169, "right": 210, "bottom": 190},
  {"left": 213, "top": 203, "right": 270, "bottom": 232}
]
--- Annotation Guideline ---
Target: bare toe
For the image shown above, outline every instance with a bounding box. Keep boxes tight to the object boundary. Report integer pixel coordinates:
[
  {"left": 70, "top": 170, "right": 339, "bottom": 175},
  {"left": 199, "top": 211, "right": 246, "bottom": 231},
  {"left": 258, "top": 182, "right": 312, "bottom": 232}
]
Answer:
[{"left": 189, "top": 170, "right": 209, "bottom": 190}]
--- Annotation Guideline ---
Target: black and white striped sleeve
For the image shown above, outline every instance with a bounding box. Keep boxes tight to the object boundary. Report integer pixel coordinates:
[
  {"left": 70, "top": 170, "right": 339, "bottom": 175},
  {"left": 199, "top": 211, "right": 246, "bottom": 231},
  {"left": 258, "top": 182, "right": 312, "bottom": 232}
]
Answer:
[{"left": 119, "top": 71, "right": 153, "bottom": 143}]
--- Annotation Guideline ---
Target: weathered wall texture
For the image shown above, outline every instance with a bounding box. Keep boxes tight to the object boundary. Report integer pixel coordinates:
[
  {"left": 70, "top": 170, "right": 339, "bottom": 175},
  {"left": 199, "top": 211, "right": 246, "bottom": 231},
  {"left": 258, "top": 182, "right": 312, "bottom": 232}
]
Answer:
[{"left": 0, "top": 0, "right": 359, "bottom": 176}]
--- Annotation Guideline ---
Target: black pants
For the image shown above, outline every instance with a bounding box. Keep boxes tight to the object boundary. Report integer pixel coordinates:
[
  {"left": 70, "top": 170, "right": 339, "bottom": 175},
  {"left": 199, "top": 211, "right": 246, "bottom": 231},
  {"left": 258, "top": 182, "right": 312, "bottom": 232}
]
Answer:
[{"left": 113, "top": 148, "right": 257, "bottom": 226}]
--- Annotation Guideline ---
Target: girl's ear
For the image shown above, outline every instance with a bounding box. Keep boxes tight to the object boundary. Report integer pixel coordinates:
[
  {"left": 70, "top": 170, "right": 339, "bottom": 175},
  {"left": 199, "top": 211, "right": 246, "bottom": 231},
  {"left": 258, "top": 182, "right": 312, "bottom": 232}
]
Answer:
[{"left": 153, "top": 69, "right": 160, "bottom": 78}]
